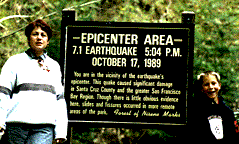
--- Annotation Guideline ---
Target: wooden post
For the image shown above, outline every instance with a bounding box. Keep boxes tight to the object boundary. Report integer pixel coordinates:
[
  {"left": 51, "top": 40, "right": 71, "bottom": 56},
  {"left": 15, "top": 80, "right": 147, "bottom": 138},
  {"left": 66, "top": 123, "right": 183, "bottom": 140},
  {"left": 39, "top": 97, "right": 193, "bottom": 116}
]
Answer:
[
  {"left": 62, "top": 9, "right": 76, "bottom": 24},
  {"left": 61, "top": 9, "right": 76, "bottom": 84},
  {"left": 182, "top": 11, "right": 195, "bottom": 24},
  {"left": 60, "top": 10, "right": 76, "bottom": 143}
]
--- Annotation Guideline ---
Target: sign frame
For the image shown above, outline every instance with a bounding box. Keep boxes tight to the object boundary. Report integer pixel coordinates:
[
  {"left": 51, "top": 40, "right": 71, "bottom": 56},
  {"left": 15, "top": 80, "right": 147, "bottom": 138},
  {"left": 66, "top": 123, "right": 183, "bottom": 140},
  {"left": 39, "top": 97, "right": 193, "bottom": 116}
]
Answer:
[{"left": 60, "top": 10, "right": 195, "bottom": 127}]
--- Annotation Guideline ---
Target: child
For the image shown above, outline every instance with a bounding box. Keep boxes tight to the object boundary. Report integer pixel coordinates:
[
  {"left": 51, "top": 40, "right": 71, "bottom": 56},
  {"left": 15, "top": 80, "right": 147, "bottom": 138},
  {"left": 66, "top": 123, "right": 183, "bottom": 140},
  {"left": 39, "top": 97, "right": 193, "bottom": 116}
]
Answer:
[
  {"left": 197, "top": 71, "right": 221, "bottom": 104},
  {"left": 191, "top": 71, "right": 238, "bottom": 142}
]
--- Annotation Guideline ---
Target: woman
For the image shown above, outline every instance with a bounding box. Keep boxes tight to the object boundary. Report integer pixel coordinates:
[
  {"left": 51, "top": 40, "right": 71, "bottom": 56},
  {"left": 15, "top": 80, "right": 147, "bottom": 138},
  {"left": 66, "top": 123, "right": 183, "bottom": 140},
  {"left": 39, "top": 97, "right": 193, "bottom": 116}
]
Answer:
[
  {"left": 0, "top": 19, "right": 68, "bottom": 143},
  {"left": 190, "top": 71, "right": 238, "bottom": 142}
]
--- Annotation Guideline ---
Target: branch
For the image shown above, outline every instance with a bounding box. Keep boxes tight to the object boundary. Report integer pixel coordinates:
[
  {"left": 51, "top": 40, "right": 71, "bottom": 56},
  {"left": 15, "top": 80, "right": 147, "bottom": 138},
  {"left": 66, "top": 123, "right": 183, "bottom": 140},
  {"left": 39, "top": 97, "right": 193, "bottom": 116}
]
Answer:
[
  {"left": 0, "top": 25, "right": 27, "bottom": 39},
  {"left": 0, "top": 0, "right": 101, "bottom": 39},
  {"left": 0, "top": 15, "right": 32, "bottom": 39},
  {"left": 0, "top": 0, "right": 8, "bottom": 6},
  {"left": 40, "top": 0, "right": 101, "bottom": 19},
  {"left": 40, "top": 11, "right": 58, "bottom": 19},
  {"left": 159, "top": 0, "right": 172, "bottom": 23},
  {"left": 137, "top": 129, "right": 147, "bottom": 141},
  {"left": 64, "top": 0, "right": 101, "bottom": 10},
  {"left": 16, "top": 4, "right": 28, "bottom": 23},
  {"left": 0, "top": 15, "right": 32, "bottom": 23},
  {"left": 0, "top": 23, "right": 7, "bottom": 30}
]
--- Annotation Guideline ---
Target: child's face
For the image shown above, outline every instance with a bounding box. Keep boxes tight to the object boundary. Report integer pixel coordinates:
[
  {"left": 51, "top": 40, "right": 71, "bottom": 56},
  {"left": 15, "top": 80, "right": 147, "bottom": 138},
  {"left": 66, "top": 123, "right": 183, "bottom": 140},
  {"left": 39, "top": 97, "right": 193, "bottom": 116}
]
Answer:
[{"left": 201, "top": 74, "right": 221, "bottom": 99}]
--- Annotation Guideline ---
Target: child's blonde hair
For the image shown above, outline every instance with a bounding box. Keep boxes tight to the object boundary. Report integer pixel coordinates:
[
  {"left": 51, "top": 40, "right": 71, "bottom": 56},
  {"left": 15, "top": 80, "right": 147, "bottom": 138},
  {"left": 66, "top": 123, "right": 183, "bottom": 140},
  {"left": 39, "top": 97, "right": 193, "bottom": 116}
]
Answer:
[{"left": 197, "top": 71, "right": 221, "bottom": 83}]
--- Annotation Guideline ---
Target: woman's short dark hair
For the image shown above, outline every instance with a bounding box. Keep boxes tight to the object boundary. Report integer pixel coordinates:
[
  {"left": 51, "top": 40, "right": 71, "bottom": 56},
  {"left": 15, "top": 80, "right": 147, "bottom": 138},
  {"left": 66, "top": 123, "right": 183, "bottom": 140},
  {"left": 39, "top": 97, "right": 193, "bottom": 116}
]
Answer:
[{"left": 25, "top": 19, "right": 52, "bottom": 41}]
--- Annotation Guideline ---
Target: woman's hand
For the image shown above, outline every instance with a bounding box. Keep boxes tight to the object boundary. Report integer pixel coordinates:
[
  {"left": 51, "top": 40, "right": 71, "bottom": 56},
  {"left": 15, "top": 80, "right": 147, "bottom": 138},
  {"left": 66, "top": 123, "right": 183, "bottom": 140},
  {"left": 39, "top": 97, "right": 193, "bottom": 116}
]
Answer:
[
  {"left": 0, "top": 126, "right": 4, "bottom": 140},
  {"left": 55, "top": 138, "right": 66, "bottom": 143},
  {"left": 0, "top": 126, "right": 4, "bottom": 134}
]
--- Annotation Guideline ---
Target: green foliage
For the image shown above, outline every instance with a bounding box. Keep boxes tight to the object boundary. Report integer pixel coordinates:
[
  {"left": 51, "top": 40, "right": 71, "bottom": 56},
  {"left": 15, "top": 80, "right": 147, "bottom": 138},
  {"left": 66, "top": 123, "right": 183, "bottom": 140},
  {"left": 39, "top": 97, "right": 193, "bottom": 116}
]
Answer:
[
  {"left": 71, "top": 128, "right": 176, "bottom": 143},
  {"left": 193, "top": 0, "right": 239, "bottom": 107}
]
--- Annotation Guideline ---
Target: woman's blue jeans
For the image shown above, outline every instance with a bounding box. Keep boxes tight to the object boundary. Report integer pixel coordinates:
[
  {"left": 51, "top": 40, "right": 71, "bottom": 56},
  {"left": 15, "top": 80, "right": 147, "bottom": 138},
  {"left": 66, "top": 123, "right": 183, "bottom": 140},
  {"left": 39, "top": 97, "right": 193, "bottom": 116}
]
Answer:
[{"left": 1, "top": 123, "right": 54, "bottom": 144}]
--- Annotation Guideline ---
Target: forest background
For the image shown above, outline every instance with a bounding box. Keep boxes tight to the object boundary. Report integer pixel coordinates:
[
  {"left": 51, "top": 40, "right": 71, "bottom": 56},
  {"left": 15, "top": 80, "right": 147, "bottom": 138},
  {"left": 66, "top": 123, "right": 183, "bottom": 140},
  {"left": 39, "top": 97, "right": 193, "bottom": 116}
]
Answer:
[{"left": 0, "top": 0, "right": 239, "bottom": 143}]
